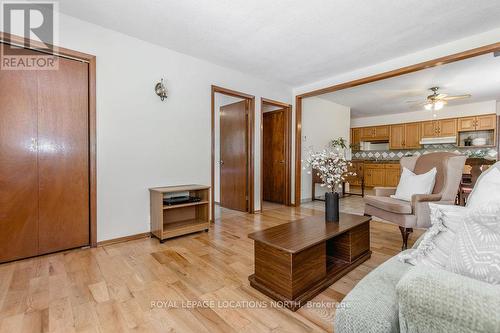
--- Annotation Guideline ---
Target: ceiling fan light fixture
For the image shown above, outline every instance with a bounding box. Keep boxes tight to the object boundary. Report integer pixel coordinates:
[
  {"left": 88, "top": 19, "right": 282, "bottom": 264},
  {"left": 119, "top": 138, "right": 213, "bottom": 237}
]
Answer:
[
  {"left": 424, "top": 100, "right": 446, "bottom": 111},
  {"left": 434, "top": 100, "right": 445, "bottom": 110}
]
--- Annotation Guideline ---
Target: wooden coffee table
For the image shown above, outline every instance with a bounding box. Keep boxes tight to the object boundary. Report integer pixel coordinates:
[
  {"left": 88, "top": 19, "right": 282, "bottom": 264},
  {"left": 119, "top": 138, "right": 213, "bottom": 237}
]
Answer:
[{"left": 248, "top": 213, "right": 371, "bottom": 311}]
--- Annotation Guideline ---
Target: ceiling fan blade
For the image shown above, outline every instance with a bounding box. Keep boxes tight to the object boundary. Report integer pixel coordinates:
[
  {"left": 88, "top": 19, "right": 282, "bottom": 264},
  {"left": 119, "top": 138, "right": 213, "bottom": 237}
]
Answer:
[
  {"left": 404, "top": 100, "right": 421, "bottom": 104},
  {"left": 435, "top": 93, "right": 448, "bottom": 99},
  {"left": 407, "top": 101, "right": 428, "bottom": 106},
  {"left": 442, "top": 94, "right": 471, "bottom": 101}
]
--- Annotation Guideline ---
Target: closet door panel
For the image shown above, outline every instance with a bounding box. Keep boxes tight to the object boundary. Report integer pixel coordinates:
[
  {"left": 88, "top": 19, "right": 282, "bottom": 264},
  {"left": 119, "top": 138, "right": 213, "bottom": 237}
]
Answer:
[
  {"left": 0, "top": 45, "right": 39, "bottom": 262},
  {"left": 37, "top": 57, "right": 89, "bottom": 254}
]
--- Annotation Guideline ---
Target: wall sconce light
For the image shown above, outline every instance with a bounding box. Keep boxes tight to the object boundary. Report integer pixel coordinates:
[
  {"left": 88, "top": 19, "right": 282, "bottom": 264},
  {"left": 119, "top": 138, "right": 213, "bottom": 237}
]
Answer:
[{"left": 155, "top": 78, "right": 168, "bottom": 101}]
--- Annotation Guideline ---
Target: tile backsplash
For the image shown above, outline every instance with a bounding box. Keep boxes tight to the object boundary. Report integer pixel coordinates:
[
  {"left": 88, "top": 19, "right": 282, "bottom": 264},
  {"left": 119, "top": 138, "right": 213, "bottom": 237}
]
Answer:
[{"left": 352, "top": 144, "right": 497, "bottom": 160}]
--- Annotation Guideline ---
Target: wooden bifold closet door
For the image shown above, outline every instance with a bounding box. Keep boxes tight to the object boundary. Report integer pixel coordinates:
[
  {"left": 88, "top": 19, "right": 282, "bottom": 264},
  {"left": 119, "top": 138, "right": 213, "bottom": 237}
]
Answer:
[{"left": 0, "top": 44, "right": 90, "bottom": 262}]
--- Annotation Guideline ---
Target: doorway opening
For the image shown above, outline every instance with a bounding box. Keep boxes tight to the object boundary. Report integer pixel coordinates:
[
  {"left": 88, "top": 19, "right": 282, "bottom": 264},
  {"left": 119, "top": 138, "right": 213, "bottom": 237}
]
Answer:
[
  {"left": 211, "top": 86, "right": 255, "bottom": 222},
  {"left": 260, "top": 98, "right": 292, "bottom": 210}
]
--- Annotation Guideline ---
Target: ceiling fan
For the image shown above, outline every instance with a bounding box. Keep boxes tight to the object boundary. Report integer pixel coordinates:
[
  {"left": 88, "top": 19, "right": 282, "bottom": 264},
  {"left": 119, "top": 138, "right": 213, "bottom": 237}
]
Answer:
[{"left": 406, "top": 87, "right": 471, "bottom": 111}]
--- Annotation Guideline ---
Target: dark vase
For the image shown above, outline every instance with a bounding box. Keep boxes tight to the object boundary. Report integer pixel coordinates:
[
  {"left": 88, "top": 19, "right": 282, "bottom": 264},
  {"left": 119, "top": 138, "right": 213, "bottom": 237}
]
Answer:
[{"left": 325, "top": 192, "right": 340, "bottom": 222}]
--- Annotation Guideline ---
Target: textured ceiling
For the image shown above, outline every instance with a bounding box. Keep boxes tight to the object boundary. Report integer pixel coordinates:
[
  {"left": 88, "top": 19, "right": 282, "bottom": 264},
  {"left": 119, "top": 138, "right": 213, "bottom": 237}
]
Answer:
[
  {"left": 319, "top": 53, "right": 500, "bottom": 117},
  {"left": 58, "top": 0, "right": 500, "bottom": 86}
]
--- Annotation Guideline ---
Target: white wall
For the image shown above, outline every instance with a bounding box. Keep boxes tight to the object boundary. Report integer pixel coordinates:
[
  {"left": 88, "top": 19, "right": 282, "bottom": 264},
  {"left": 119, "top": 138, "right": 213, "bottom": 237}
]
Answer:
[
  {"left": 214, "top": 94, "right": 244, "bottom": 203},
  {"left": 351, "top": 100, "right": 497, "bottom": 127},
  {"left": 301, "top": 97, "right": 350, "bottom": 201},
  {"left": 40, "top": 13, "right": 292, "bottom": 241}
]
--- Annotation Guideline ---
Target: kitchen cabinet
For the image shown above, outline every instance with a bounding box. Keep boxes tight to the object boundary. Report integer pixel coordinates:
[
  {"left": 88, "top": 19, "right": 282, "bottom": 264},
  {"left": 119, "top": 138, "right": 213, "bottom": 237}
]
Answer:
[
  {"left": 361, "top": 127, "right": 374, "bottom": 140},
  {"left": 457, "top": 114, "right": 497, "bottom": 147},
  {"left": 351, "top": 128, "right": 361, "bottom": 151},
  {"left": 360, "top": 125, "right": 390, "bottom": 141},
  {"left": 421, "top": 121, "right": 436, "bottom": 138},
  {"left": 458, "top": 117, "right": 475, "bottom": 131},
  {"left": 421, "top": 119, "right": 457, "bottom": 138},
  {"left": 374, "top": 126, "right": 390, "bottom": 139},
  {"left": 459, "top": 114, "right": 496, "bottom": 131},
  {"left": 346, "top": 161, "right": 364, "bottom": 186},
  {"left": 364, "top": 163, "right": 400, "bottom": 187},
  {"left": 439, "top": 118, "right": 457, "bottom": 136},
  {"left": 389, "top": 124, "right": 405, "bottom": 149},
  {"left": 385, "top": 165, "right": 402, "bottom": 187},
  {"left": 352, "top": 114, "right": 496, "bottom": 151},
  {"left": 390, "top": 123, "right": 421, "bottom": 149},
  {"left": 476, "top": 114, "right": 497, "bottom": 130},
  {"left": 405, "top": 123, "right": 421, "bottom": 148},
  {"left": 365, "top": 166, "right": 385, "bottom": 187}
]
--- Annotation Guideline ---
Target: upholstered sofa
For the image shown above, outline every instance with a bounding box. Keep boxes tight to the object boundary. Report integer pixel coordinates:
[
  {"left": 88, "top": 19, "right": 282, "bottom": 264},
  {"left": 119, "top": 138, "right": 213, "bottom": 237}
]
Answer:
[{"left": 335, "top": 161, "right": 500, "bottom": 333}]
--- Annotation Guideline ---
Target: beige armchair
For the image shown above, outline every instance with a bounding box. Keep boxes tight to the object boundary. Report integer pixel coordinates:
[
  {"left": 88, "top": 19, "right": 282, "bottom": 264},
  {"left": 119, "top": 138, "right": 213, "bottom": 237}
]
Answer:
[{"left": 364, "top": 152, "right": 467, "bottom": 250}]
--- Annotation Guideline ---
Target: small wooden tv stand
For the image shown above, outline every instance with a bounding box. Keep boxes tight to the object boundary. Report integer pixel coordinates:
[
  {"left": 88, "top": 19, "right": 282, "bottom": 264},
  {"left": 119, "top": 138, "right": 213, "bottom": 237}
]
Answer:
[{"left": 149, "top": 184, "right": 210, "bottom": 242}]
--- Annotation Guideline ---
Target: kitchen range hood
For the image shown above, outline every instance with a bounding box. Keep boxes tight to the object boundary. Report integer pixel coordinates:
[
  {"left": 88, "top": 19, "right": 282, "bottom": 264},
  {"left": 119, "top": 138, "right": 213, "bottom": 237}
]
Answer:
[{"left": 419, "top": 136, "right": 457, "bottom": 145}]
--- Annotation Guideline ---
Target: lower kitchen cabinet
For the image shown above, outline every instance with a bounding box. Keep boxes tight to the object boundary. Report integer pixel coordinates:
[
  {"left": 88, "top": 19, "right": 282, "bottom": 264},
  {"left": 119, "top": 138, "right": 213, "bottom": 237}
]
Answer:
[
  {"left": 364, "top": 163, "right": 401, "bottom": 187},
  {"left": 385, "top": 165, "right": 402, "bottom": 187}
]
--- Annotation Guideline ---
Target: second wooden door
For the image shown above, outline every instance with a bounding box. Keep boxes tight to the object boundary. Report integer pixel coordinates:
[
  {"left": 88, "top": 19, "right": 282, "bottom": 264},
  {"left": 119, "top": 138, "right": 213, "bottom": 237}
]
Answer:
[
  {"left": 220, "top": 100, "right": 248, "bottom": 212},
  {"left": 263, "top": 109, "right": 286, "bottom": 204}
]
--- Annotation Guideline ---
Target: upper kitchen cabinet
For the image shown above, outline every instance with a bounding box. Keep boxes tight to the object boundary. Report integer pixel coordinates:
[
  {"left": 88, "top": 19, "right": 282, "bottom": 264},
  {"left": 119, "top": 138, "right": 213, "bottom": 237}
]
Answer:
[
  {"left": 439, "top": 118, "right": 458, "bottom": 137},
  {"left": 351, "top": 128, "right": 361, "bottom": 151},
  {"left": 404, "top": 122, "right": 422, "bottom": 149},
  {"left": 421, "top": 119, "right": 457, "bottom": 138},
  {"left": 390, "top": 123, "right": 421, "bottom": 150},
  {"left": 360, "top": 125, "right": 390, "bottom": 141},
  {"left": 374, "top": 125, "right": 390, "bottom": 140},
  {"left": 476, "top": 114, "right": 497, "bottom": 130},
  {"left": 421, "top": 121, "right": 437, "bottom": 138},
  {"left": 458, "top": 116, "right": 476, "bottom": 131},
  {"left": 458, "top": 114, "right": 496, "bottom": 131},
  {"left": 457, "top": 114, "right": 497, "bottom": 147},
  {"left": 389, "top": 124, "right": 405, "bottom": 149}
]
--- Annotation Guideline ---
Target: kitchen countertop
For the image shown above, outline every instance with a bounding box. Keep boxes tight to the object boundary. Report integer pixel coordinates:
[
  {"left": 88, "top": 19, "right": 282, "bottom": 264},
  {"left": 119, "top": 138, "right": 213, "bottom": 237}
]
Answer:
[{"left": 352, "top": 159, "right": 400, "bottom": 164}]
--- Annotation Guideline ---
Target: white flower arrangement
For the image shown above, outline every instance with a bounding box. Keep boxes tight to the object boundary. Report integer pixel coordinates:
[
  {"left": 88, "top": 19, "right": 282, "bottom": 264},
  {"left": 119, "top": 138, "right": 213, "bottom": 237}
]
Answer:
[{"left": 305, "top": 148, "right": 356, "bottom": 193}]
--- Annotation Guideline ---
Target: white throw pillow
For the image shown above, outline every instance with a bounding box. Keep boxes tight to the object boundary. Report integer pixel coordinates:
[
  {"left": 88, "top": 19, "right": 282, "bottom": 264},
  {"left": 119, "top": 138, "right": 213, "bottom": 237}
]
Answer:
[
  {"left": 466, "top": 168, "right": 500, "bottom": 208},
  {"left": 390, "top": 167, "right": 437, "bottom": 202},
  {"left": 446, "top": 203, "right": 500, "bottom": 284},
  {"left": 399, "top": 203, "right": 467, "bottom": 267}
]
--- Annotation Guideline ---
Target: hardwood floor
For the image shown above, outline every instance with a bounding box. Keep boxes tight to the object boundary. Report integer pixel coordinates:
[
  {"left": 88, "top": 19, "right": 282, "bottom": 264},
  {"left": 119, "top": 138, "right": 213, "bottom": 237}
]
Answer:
[{"left": 0, "top": 196, "right": 423, "bottom": 333}]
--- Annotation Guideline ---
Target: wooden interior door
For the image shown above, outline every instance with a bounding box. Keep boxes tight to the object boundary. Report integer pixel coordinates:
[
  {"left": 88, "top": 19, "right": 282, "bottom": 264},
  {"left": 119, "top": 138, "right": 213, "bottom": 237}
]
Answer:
[
  {"left": 263, "top": 109, "right": 286, "bottom": 204},
  {"left": 37, "top": 56, "right": 90, "bottom": 254},
  {"left": 0, "top": 45, "right": 39, "bottom": 262},
  {"left": 220, "top": 100, "right": 248, "bottom": 212}
]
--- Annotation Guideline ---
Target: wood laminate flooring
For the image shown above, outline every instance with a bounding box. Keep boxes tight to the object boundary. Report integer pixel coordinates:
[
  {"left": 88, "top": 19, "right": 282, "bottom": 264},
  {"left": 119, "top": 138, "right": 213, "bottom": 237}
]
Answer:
[{"left": 0, "top": 194, "right": 423, "bottom": 333}]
